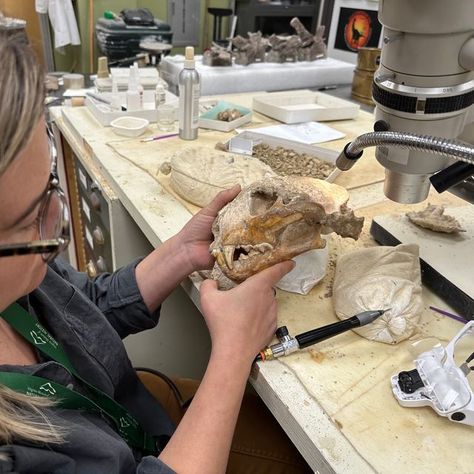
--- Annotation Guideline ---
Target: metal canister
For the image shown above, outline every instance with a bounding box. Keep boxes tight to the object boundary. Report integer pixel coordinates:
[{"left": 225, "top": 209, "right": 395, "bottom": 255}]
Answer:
[{"left": 351, "top": 47, "right": 381, "bottom": 106}]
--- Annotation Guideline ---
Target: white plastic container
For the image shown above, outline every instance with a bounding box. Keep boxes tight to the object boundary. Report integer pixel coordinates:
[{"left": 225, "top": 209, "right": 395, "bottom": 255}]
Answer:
[
  {"left": 252, "top": 90, "right": 360, "bottom": 123},
  {"left": 198, "top": 99, "right": 252, "bottom": 132},
  {"left": 225, "top": 130, "right": 342, "bottom": 183},
  {"left": 110, "top": 116, "right": 149, "bottom": 137},
  {"left": 85, "top": 90, "right": 178, "bottom": 126}
]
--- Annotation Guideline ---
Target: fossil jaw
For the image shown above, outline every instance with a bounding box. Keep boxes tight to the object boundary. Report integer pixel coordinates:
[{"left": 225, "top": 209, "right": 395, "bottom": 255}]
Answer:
[{"left": 211, "top": 242, "right": 275, "bottom": 270}]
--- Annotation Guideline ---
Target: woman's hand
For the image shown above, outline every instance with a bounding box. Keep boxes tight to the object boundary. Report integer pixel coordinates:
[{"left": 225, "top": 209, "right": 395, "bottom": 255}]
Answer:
[
  {"left": 174, "top": 185, "right": 241, "bottom": 273},
  {"left": 199, "top": 260, "right": 295, "bottom": 365}
]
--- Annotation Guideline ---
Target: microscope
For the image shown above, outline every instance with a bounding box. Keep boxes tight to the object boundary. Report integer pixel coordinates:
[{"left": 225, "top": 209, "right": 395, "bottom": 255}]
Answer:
[{"left": 336, "top": 0, "right": 474, "bottom": 318}]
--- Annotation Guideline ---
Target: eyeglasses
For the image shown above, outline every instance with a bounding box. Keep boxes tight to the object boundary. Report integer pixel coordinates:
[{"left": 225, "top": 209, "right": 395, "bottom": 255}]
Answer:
[{"left": 0, "top": 127, "right": 70, "bottom": 263}]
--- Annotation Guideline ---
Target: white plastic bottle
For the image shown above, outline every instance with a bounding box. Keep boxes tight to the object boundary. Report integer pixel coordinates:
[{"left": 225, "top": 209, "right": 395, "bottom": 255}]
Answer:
[
  {"left": 178, "top": 46, "right": 200, "bottom": 140},
  {"left": 134, "top": 63, "right": 144, "bottom": 109},
  {"left": 126, "top": 65, "right": 140, "bottom": 111},
  {"left": 111, "top": 75, "right": 122, "bottom": 111}
]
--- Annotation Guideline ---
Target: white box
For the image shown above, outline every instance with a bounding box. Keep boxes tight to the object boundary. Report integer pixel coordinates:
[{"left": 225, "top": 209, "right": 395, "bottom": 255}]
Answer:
[
  {"left": 253, "top": 90, "right": 359, "bottom": 123},
  {"left": 85, "top": 90, "right": 178, "bottom": 126},
  {"left": 226, "top": 131, "right": 342, "bottom": 183}
]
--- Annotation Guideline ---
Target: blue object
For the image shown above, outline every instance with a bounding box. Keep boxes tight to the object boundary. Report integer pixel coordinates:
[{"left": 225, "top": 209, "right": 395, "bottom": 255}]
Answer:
[{"left": 199, "top": 100, "right": 251, "bottom": 120}]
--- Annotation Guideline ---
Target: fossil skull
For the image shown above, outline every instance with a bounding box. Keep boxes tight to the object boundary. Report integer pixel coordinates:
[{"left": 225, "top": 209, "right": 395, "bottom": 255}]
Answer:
[{"left": 210, "top": 176, "right": 364, "bottom": 283}]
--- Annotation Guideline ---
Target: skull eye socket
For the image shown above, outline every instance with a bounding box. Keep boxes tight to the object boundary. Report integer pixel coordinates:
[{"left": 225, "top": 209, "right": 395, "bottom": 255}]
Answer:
[{"left": 249, "top": 190, "right": 279, "bottom": 215}]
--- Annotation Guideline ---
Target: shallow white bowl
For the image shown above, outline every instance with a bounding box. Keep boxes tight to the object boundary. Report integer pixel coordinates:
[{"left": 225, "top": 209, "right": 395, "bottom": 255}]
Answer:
[{"left": 110, "top": 116, "right": 149, "bottom": 137}]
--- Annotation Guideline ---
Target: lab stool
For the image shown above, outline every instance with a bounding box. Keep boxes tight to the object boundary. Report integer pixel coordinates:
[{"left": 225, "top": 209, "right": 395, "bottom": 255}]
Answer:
[{"left": 208, "top": 7, "right": 233, "bottom": 47}]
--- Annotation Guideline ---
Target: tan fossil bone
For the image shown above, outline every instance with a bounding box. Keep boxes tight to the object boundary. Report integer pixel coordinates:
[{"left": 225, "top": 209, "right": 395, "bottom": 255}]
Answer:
[
  {"left": 159, "top": 147, "right": 276, "bottom": 207},
  {"left": 210, "top": 176, "right": 364, "bottom": 282}
]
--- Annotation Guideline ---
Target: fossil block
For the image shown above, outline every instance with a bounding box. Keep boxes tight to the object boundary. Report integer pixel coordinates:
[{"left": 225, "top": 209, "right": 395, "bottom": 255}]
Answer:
[
  {"left": 159, "top": 147, "right": 276, "bottom": 207},
  {"left": 210, "top": 176, "right": 363, "bottom": 282},
  {"left": 406, "top": 203, "right": 466, "bottom": 233}
]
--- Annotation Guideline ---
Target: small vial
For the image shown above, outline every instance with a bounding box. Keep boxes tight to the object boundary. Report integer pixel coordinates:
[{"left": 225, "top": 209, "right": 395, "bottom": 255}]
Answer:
[{"left": 155, "top": 83, "right": 166, "bottom": 108}]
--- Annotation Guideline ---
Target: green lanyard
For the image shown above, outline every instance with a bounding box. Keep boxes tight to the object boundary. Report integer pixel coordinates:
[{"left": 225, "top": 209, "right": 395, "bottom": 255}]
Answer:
[{"left": 0, "top": 303, "right": 157, "bottom": 455}]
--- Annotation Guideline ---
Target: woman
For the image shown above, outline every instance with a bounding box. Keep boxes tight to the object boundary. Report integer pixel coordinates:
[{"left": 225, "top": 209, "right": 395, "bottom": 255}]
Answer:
[{"left": 0, "top": 32, "right": 312, "bottom": 473}]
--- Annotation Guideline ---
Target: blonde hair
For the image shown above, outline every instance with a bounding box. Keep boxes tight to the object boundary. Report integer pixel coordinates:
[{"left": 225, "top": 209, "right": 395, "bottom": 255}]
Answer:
[
  {"left": 0, "top": 31, "right": 45, "bottom": 175},
  {"left": 0, "top": 32, "right": 64, "bottom": 447},
  {"left": 0, "top": 386, "right": 64, "bottom": 445}
]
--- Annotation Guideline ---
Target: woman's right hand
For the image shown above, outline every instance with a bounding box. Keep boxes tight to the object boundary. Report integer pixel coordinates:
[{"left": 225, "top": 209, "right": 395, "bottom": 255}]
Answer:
[{"left": 199, "top": 261, "right": 295, "bottom": 365}]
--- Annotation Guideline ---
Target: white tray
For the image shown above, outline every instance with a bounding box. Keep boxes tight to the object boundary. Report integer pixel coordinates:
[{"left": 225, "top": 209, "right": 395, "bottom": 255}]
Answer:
[
  {"left": 85, "top": 90, "right": 178, "bottom": 126},
  {"left": 253, "top": 90, "right": 359, "bottom": 124},
  {"left": 225, "top": 131, "right": 342, "bottom": 183},
  {"left": 198, "top": 99, "right": 252, "bottom": 132}
]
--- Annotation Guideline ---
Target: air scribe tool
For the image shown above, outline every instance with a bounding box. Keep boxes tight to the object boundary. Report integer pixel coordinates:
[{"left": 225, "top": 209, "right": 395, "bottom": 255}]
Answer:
[{"left": 255, "top": 309, "right": 389, "bottom": 362}]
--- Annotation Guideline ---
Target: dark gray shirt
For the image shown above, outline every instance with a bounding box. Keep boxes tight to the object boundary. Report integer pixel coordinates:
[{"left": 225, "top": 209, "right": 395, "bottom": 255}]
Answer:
[{"left": 0, "top": 258, "right": 177, "bottom": 473}]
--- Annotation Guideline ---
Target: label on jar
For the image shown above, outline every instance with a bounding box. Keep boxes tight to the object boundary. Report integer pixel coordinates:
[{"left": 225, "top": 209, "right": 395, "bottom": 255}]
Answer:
[
  {"left": 78, "top": 169, "right": 87, "bottom": 190},
  {"left": 85, "top": 226, "right": 93, "bottom": 250},
  {"left": 81, "top": 198, "right": 91, "bottom": 221}
]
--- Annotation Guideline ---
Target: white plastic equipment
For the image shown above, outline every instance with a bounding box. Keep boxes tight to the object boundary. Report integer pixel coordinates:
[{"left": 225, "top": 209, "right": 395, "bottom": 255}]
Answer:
[{"left": 391, "top": 321, "right": 474, "bottom": 426}]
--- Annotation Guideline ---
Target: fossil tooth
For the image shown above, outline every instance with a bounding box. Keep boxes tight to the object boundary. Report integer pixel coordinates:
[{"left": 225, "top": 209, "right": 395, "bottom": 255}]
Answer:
[
  {"left": 224, "top": 246, "right": 235, "bottom": 270},
  {"left": 215, "top": 251, "right": 226, "bottom": 268}
]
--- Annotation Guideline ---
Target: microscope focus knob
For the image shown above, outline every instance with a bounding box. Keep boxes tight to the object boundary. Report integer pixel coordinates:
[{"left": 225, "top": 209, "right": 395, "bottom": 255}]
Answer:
[{"left": 374, "top": 120, "right": 390, "bottom": 132}]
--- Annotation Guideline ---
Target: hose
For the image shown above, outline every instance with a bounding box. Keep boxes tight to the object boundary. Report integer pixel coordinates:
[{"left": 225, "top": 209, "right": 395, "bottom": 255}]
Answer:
[{"left": 346, "top": 131, "right": 474, "bottom": 165}]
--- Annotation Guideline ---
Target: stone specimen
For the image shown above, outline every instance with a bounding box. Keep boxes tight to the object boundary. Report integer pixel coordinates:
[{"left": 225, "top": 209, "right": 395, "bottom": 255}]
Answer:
[
  {"left": 252, "top": 143, "right": 335, "bottom": 179},
  {"left": 232, "top": 31, "right": 268, "bottom": 65},
  {"left": 159, "top": 147, "right": 275, "bottom": 207},
  {"left": 217, "top": 108, "right": 243, "bottom": 122},
  {"left": 333, "top": 244, "right": 423, "bottom": 344},
  {"left": 202, "top": 43, "right": 232, "bottom": 67},
  {"left": 266, "top": 34, "right": 301, "bottom": 63},
  {"left": 406, "top": 203, "right": 466, "bottom": 233},
  {"left": 290, "top": 18, "right": 327, "bottom": 61},
  {"left": 210, "top": 176, "right": 363, "bottom": 283}
]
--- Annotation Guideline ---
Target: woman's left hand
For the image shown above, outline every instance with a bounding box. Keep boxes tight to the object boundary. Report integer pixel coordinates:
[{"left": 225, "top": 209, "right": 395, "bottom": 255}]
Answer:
[{"left": 175, "top": 185, "right": 241, "bottom": 272}]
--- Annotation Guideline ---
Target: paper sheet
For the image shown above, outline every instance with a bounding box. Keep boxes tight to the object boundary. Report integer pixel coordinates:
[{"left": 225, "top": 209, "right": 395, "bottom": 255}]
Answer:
[{"left": 250, "top": 121, "right": 345, "bottom": 144}]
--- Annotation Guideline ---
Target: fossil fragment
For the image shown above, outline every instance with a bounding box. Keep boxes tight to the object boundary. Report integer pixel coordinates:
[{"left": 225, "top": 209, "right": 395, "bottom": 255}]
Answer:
[
  {"left": 232, "top": 32, "right": 268, "bottom": 65},
  {"left": 217, "top": 108, "right": 243, "bottom": 122},
  {"left": 159, "top": 147, "right": 276, "bottom": 207},
  {"left": 266, "top": 34, "right": 301, "bottom": 63},
  {"left": 290, "top": 18, "right": 327, "bottom": 61},
  {"left": 406, "top": 203, "right": 466, "bottom": 233},
  {"left": 252, "top": 143, "right": 335, "bottom": 179},
  {"left": 210, "top": 176, "right": 363, "bottom": 283},
  {"left": 202, "top": 43, "right": 232, "bottom": 66}
]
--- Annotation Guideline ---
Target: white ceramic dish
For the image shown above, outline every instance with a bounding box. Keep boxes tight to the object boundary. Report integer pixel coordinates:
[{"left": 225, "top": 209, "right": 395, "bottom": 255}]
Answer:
[
  {"left": 252, "top": 90, "right": 359, "bottom": 123},
  {"left": 110, "top": 116, "right": 149, "bottom": 137}
]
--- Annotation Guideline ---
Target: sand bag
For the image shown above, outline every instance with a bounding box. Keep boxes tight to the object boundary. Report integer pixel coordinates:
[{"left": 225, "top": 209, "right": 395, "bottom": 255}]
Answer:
[{"left": 332, "top": 244, "right": 423, "bottom": 344}]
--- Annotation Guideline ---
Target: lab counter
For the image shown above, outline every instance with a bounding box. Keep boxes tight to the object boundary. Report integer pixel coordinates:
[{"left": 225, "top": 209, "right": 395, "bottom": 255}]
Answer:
[{"left": 51, "top": 94, "right": 472, "bottom": 474}]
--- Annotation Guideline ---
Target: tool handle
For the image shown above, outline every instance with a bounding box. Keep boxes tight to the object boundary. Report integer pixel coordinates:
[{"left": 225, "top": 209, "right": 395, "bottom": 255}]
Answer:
[{"left": 295, "top": 317, "right": 359, "bottom": 349}]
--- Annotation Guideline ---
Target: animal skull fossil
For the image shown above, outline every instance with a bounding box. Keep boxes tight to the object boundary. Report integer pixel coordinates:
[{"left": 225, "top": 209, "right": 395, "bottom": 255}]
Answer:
[{"left": 210, "top": 176, "right": 364, "bottom": 283}]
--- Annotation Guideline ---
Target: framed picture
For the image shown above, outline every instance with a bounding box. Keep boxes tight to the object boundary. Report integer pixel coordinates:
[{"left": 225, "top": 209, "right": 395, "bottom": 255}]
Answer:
[{"left": 326, "top": 0, "right": 383, "bottom": 63}]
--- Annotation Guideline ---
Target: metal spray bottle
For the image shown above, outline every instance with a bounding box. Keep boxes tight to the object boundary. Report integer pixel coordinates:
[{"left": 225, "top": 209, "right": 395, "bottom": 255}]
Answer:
[{"left": 178, "top": 46, "right": 200, "bottom": 140}]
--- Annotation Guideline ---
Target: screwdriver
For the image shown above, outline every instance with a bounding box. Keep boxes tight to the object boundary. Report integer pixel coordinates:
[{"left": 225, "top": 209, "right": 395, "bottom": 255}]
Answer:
[{"left": 255, "top": 309, "right": 389, "bottom": 362}]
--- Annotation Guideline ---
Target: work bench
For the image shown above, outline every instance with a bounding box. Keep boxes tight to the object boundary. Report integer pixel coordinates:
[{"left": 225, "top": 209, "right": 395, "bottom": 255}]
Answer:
[{"left": 51, "top": 92, "right": 472, "bottom": 474}]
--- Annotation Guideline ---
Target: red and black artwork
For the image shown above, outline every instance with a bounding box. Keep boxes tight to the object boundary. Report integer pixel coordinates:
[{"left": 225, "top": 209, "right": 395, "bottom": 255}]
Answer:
[{"left": 334, "top": 7, "right": 382, "bottom": 52}]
